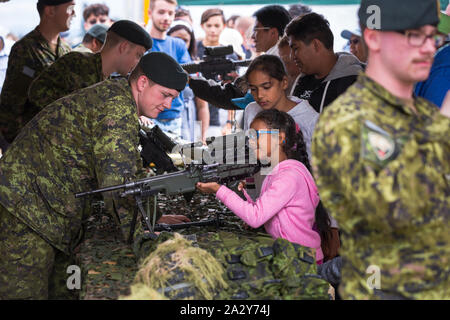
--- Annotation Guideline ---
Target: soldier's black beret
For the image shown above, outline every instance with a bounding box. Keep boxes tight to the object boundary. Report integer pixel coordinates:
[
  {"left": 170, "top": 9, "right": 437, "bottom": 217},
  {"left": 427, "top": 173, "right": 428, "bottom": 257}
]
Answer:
[
  {"left": 140, "top": 52, "right": 188, "bottom": 92},
  {"left": 37, "top": 0, "right": 73, "bottom": 5},
  {"left": 359, "top": 0, "right": 440, "bottom": 31},
  {"left": 108, "top": 20, "right": 153, "bottom": 50}
]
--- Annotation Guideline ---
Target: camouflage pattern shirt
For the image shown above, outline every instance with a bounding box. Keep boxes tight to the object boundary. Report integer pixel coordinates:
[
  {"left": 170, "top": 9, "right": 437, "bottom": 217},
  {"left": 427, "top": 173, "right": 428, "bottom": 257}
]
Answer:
[
  {"left": 28, "top": 51, "right": 104, "bottom": 110},
  {"left": 0, "top": 78, "right": 144, "bottom": 255},
  {"left": 0, "top": 27, "right": 71, "bottom": 142},
  {"left": 312, "top": 73, "right": 450, "bottom": 300}
]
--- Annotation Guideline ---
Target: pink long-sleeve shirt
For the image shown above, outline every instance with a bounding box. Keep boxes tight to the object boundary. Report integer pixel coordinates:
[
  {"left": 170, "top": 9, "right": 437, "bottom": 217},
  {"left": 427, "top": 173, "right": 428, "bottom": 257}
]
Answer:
[{"left": 216, "top": 159, "right": 323, "bottom": 262}]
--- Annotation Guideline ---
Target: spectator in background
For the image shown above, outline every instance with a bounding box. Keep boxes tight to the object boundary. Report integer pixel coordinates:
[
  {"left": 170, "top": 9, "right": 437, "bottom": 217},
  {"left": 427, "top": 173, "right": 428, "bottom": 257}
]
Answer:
[
  {"left": 147, "top": 0, "right": 191, "bottom": 137},
  {"left": 0, "top": 0, "right": 74, "bottom": 145},
  {"left": 168, "top": 20, "right": 209, "bottom": 142},
  {"left": 73, "top": 23, "right": 108, "bottom": 53},
  {"left": 252, "top": 5, "right": 292, "bottom": 56},
  {"left": 340, "top": 28, "right": 367, "bottom": 62},
  {"left": 0, "top": 27, "right": 15, "bottom": 93},
  {"left": 83, "top": 3, "right": 113, "bottom": 32},
  {"left": 198, "top": 8, "right": 239, "bottom": 137},
  {"left": 0, "top": 27, "right": 14, "bottom": 154},
  {"left": 235, "top": 16, "right": 256, "bottom": 59},
  {"left": 415, "top": 10, "right": 450, "bottom": 108},
  {"left": 175, "top": 6, "right": 193, "bottom": 26},
  {"left": 288, "top": 3, "right": 312, "bottom": 18},
  {"left": 278, "top": 36, "right": 301, "bottom": 96},
  {"left": 286, "top": 13, "right": 364, "bottom": 114},
  {"left": 226, "top": 15, "right": 240, "bottom": 29}
]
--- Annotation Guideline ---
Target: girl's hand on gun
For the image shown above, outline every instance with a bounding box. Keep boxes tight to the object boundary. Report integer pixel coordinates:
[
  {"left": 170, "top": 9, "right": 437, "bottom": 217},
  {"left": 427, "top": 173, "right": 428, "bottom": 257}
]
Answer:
[{"left": 196, "top": 182, "right": 221, "bottom": 194}]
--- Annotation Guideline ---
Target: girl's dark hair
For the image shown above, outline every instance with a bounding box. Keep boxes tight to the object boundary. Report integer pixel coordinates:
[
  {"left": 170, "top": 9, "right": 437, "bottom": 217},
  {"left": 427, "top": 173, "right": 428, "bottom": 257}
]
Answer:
[
  {"left": 251, "top": 109, "right": 332, "bottom": 249},
  {"left": 168, "top": 23, "right": 197, "bottom": 59},
  {"left": 244, "top": 54, "right": 287, "bottom": 83},
  {"left": 200, "top": 8, "right": 226, "bottom": 25}
]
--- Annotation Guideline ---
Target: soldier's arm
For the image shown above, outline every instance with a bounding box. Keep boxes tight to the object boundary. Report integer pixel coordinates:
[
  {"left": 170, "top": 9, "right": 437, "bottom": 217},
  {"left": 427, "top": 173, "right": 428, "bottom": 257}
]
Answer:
[
  {"left": 312, "top": 110, "right": 450, "bottom": 230},
  {"left": 189, "top": 77, "right": 244, "bottom": 110},
  {"left": 0, "top": 43, "right": 35, "bottom": 114},
  {"left": 28, "top": 55, "right": 73, "bottom": 110},
  {"left": 91, "top": 104, "right": 145, "bottom": 243}
]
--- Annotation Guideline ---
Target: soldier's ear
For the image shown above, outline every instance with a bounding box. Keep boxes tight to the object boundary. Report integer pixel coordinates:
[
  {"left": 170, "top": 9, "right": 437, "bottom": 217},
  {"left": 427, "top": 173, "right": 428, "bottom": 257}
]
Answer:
[
  {"left": 364, "top": 28, "right": 381, "bottom": 53},
  {"left": 44, "top": 5, "right": 56, "bottom": 18},
  {"left": 118, "top": 40, "right": 129, "bottom": 54},
  {"left": 136, "top": 75, "right": 149, "bottom": 92}
]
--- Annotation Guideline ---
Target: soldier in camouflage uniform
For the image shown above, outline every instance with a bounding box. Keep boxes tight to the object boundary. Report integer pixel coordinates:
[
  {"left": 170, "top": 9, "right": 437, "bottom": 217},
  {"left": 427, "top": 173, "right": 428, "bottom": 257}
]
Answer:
[
  {"left": 0, "top": 52, "right": 188, "bottom": 299},
  {"left": 0, "top": 0, "right": 74, "bottom": 144},
  {"left": 28, "top": 20, "right": 152, "bottom": 111},
  {"left": 312, "top": 0, "right": 450, "bottom": 299}
]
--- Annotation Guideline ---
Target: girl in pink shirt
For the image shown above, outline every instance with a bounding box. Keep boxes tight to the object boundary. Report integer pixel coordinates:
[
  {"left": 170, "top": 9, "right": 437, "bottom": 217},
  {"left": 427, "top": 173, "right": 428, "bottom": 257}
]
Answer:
[{"left": 196, "top": 109, "right": 331, "bottom": 264}]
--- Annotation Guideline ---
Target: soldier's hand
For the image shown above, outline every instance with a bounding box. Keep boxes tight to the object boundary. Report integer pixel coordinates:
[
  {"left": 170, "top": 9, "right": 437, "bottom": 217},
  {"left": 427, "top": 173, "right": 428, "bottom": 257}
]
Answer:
[
  {"left": 157, "top": 215, "right": 191, "bottom": 224},
  {"left": 196, "top": 182, "right": 221, "bottom": 194},
  {"left": 440, "top": 90, "right": 450, "bottom": 118}
]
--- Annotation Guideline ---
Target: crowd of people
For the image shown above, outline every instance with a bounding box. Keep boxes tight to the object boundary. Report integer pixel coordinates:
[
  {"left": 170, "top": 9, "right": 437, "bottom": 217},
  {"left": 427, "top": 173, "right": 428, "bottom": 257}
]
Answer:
[{"left": 0, "top": 0, "right": 449, "bottom": 300}]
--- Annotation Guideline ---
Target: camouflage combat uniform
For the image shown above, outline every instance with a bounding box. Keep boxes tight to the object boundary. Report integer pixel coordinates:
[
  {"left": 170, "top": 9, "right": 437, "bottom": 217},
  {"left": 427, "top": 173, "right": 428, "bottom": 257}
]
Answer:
[
  {"left": 0, "top": 77, "right": 144, "bottom": 299},
  {"left": 312, "top": 73, "right": 450, "bottom": 300},
  {"left": 28, "top": 51, "right": 104, "bottom": 110},
  {"left": 0, "top": 27, "right": 71, "bottom": 143}
]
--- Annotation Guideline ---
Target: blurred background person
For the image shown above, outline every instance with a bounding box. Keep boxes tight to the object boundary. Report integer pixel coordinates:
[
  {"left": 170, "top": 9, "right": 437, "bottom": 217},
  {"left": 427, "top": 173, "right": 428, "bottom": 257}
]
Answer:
[
  {"left": 251, "top": 5, "right": 291, "bottom": 56},
  {"left": 83, "top": 3, "right": 113, "bottom": 32},
  {"left": 73, "top": 23, "right": 107, "bottom": 53},
  {"left": 168, "top": 19, "right": 209, "bottom": 142},
  {"left": 147, "top": 0, "right": 191, "bottom": 137},
  {"left": 415, "top": 9, "right": 450, "bottom": 108},
  {"left": 235, "top": 16, "right": 256, "bottom": 59},
  {"left": 0, "top": 26, "right": 15, "bottom": 93},
  {"left": 278, "top": 35, "right": 301, "bottom": 95},
  {"left": 226, "top": 14, "right": 240, "bottom": 29},
  {"left": 175, "top": 5, "right": 193, "bottom": 26},
  {"left": 288, "top": 3, "right": 312, "bottom": 18},
  {"left": 197, "top": 8, "right": 239, "bottom": 137},
  {"left": 340, "top": 27, "right": 367, "bottom": 63}
]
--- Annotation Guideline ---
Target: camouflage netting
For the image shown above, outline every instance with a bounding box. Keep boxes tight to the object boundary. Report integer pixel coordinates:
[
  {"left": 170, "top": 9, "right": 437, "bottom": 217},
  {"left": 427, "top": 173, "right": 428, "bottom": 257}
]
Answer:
[
  {"left": 76, "top": 192, "right": 333, "bottom": 300},
  {"left": 125, "top": 233, "right": 229, "bottom": 300},
  {"left": 127, "top": 230, "right": 333, "bottom": 300}
]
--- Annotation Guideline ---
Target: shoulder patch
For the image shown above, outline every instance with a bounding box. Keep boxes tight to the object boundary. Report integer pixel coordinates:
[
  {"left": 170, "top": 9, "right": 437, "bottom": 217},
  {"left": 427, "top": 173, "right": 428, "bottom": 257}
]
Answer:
[
  {"left": 361, "top": 120, "right": 402, "bottom": 167},
  {"left": 22, "top": 66, "right": 35, "bottom": 78}
]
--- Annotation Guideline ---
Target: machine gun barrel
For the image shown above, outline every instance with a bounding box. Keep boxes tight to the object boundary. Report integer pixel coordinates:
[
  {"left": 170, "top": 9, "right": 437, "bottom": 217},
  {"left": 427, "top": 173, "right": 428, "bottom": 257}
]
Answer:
[
  {"left": 181, "top": 59, "right": 251, "bottom": 75},
  {"left": 75, "top": 162, "right": 260, "bottom": 199},
  {"left": 75, "top": 181, "right": 136, "bottom": 198}
]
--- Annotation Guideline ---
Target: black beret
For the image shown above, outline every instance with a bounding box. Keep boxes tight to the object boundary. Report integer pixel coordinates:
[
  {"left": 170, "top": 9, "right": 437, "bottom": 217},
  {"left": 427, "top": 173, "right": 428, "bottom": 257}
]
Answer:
[
  {"left": 38, "top": 0, "right": 73, "bottom": 5},
  {"left": 359, "top": 0, "right": 440, "bottom": 31},
  {"left": 108, "top": 20, "right": 153, "bottom": 50},
  {"left": 140, "top": 52, "right": 188, "bottom": 92}
]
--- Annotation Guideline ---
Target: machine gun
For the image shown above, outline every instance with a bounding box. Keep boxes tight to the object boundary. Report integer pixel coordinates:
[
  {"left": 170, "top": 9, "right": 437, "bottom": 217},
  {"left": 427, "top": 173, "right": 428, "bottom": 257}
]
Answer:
[
  {"left": 76, "top": 161, "right": 261, "bottom": 239},
  {"left": 181, "top": 45, "right": 251, "bottom": 81}
]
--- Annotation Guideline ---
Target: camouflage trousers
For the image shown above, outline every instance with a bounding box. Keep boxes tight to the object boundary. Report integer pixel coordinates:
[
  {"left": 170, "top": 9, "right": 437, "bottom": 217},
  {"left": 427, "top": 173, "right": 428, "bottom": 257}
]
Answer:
[{"left": 0, "top": 205, "right": 78, "bottom": 300}]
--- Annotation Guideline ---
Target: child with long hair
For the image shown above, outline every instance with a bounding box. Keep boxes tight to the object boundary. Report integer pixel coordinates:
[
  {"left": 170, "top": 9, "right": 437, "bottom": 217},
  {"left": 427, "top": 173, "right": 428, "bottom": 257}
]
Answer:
[
  {"left": 243, "top": 54, "right": 318, "bottom": 159},
  {"left": 196, "top": 109, "right": 331, "bottom": 264}
]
